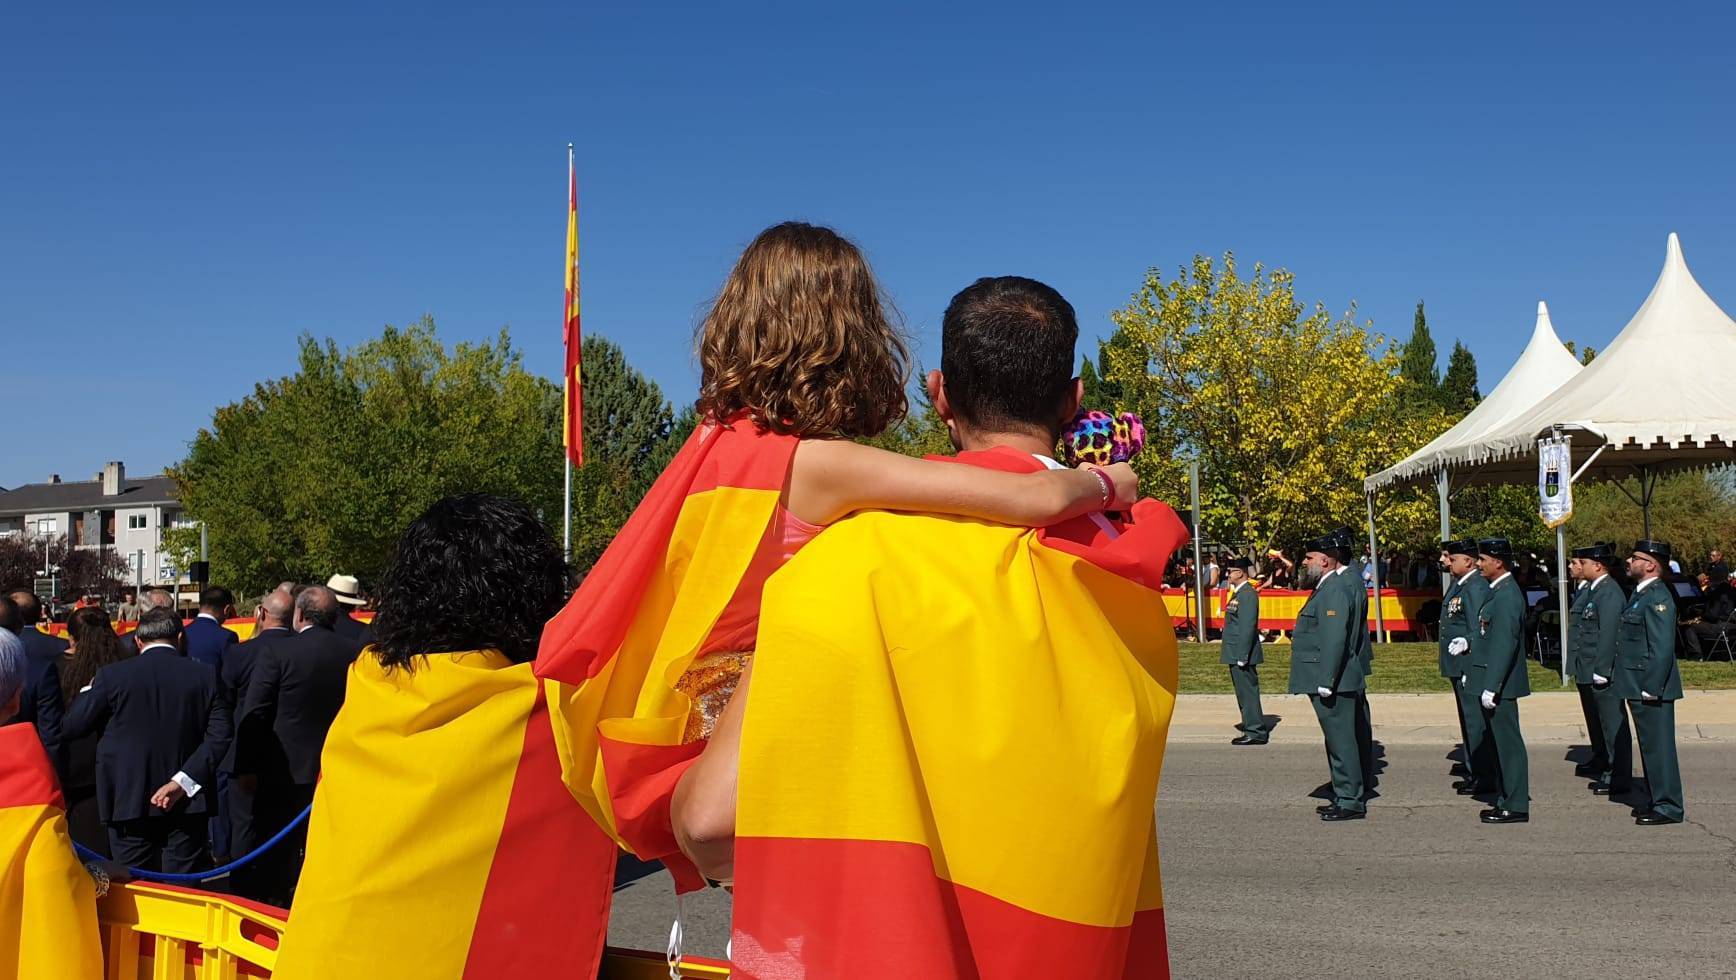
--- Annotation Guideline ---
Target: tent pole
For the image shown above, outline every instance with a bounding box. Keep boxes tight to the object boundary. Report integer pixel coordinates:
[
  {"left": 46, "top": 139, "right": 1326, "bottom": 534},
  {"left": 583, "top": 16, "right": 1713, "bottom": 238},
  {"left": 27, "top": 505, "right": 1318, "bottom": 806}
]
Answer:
[
  {"left": 1366, "top": 491, "right": 1385, "bottom": 641},
  {"left": 1641, "top": 466, "right": 1654, "bottom": 540},
  {"left": 1555, "top": 524, "right": 1569, "bottom": 687},
  {"left": 1190, "top": 460, "right": 1206, "bottom": 644},
  {"left": 1437, "top": 468, "right": 1451, "bottom": 595}
]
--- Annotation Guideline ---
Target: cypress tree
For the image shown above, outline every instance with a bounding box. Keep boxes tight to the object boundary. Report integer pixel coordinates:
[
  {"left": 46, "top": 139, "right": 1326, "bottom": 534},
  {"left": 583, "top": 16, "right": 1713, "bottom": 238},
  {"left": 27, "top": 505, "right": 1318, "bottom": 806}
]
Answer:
[
  {"left": 1400, "top": 301, "right": 1440, "bottom": 391},
  {"left": 1441, "top": 340, "right": 1481, "bottom": 411}
]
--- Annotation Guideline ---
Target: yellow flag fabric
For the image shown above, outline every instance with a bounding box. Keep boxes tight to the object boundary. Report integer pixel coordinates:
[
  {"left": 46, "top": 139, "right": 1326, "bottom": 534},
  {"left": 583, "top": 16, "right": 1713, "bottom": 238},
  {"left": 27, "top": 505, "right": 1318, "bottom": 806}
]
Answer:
[
  {"left": 0, "top": 723, "right": 101, "bottom": 980},
  {"left": 274, "top": 651, "right": 616, "bottom": 980},
  {"left": 733, "top": 504, "right": 1185, "bottom": 979}
]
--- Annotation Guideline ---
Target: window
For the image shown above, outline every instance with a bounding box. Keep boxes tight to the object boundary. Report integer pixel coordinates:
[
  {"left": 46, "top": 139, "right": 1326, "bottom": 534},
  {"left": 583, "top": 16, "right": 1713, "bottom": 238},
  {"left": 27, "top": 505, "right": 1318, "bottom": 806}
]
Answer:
[
  {"left": 34, "top": 518, "right": 57, "bottom": 535},
  {"left": 128, "top": 514, "right": 148, "bottom": 530}
]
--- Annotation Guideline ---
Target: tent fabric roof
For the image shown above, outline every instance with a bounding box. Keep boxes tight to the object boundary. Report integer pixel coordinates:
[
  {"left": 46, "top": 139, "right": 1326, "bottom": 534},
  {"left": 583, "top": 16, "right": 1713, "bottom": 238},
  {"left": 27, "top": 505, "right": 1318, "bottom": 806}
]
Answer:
[
  {"left": 1365, "top": 301, "right": 1583, "bottom": 491},
  {"left": 1462, "top": 234, "right": 1736, "bottom": 481}
]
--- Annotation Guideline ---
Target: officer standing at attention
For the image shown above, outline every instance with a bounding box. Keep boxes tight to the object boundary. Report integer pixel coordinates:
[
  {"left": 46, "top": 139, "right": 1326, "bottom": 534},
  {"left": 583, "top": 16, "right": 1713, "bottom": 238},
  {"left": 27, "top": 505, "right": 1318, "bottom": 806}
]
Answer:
[
  {"left": 1288, "top": 532, "right": 1366, "bottom": 821},
  {"left": 1617, "top": 540, "right": 1685, "bottom": 826},
  {"left": 1220, "top": 557, "right": 1267, "bottom": 745},
  {"left": 1568, "top": 543, "right": 1632, "bottom": 796},
  {"left": 1438, "top": 540, "right": 1492, "bottom": 792},
  {"left": 1470, "top": 539, "right": 1530, "bottom": 824}
]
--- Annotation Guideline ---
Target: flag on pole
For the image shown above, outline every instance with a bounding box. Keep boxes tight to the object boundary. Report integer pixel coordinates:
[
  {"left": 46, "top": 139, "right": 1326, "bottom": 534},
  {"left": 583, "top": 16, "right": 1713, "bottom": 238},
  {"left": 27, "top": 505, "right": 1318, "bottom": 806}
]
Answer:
[
  {"left": 731, "top": 457, "right": 1190, "bottom": 979},
  {"left": 1538, "top": 434, "right": 1574, "bottom": 528},
  {"left": 564, "top": 146, "right": 584, "bottom": 466}
]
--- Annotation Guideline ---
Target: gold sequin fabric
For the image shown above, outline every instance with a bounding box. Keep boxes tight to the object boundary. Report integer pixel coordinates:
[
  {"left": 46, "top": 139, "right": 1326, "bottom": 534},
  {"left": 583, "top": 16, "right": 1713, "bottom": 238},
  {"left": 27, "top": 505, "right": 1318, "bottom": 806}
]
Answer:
[{"left": 674, "top": 651, "right": 751, "bottom": 743}]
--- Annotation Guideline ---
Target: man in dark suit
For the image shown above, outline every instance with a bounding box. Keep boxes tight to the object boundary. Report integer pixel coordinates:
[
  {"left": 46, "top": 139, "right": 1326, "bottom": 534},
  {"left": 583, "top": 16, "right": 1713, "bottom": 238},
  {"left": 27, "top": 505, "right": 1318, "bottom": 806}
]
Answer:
[
  {"left": 221, "top": 588, "right": 295, "bottom": 895},
  {"left": 3, "top": 591, "right": 67, "bottom": 769},
  {"left": 324, "top": 574, "right": 376, "bottom": 649},
  {"left": 61, "top": 607, "right": 232, "bottom": 873},
  {"left": 1219, "top": 557, "right": 1267, "bottom": 744},
  {"left": 183, "top": 587, "right": 240, "bottom": 669},
  {"left": 1471, "top": 538, "right": 1530, "bottom": 824},
  {"left": 236, "top": 585, "right": 358, "bottom": 903}
]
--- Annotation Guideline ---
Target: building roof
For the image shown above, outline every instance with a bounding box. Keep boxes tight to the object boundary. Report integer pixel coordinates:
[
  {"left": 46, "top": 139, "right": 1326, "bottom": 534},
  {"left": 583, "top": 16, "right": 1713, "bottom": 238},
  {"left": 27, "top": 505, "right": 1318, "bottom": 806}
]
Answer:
[{"left": 0, "top": 475, "right": 178, "bottom": 516}]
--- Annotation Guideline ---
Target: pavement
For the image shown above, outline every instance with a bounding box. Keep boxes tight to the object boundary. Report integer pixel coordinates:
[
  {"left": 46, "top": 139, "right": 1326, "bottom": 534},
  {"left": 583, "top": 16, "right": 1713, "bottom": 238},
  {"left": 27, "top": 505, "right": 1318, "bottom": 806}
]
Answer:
[{"left": 608, "top": 692, "right": 1736, "bottom": 976}]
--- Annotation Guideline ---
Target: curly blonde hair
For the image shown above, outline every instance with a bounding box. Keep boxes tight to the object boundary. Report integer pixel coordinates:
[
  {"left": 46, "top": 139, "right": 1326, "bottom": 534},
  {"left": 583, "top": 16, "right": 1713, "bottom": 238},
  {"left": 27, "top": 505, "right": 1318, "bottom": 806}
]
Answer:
[{"left": 696, "top": 222, "right": 910, "bottom": 438}]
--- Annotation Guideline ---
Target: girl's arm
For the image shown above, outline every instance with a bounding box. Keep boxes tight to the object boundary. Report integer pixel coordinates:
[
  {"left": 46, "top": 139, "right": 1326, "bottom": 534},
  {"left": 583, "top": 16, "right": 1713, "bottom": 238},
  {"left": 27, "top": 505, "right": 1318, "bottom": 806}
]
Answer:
[
  {"left": 671, "top": 661, "right": 752, "bottom": 884},
  {"left": 786, "top": 438, "right": 1136, "bottom": 528}
]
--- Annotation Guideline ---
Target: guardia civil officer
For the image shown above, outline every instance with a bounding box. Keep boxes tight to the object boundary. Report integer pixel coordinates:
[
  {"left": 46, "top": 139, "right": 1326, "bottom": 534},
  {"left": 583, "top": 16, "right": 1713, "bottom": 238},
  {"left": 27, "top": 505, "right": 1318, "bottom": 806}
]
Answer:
[
  {"left": 1618, "top": 541, "right": 1685, "bottom": 825},
  {"left": 1438, "top": 540, "right": 1493, "bottom": 792},
  {"left": 1219, "top": 557, "right": 1267, "bottom": 744},
  {"left": 1567, "top": 543, "right": 1632, "bottom": 795},
  {"left": 1288, "top": 533, "right": 1365, "bottom": 821},
  {"left": 1471, "top": 539, "right": 1529, "bottom": 824}
]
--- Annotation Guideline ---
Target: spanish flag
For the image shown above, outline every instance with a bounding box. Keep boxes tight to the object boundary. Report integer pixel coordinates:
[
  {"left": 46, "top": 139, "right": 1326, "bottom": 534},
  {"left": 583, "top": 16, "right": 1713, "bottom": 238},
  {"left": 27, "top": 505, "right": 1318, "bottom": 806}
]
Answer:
[
  {"left": 732, "top": 450, "right": 1187, "bottom": 979},
  {"left": 564, "top": 145, "right": 584, "bottom": 466},
  {"left": 272, "top": 651, "right": 617, "bottom": 980},
  {"left": 536, "top": 414, "right": 799, "bottom": 889},
  {"left": 0, "top": 723, "right": 102, "bottom": 980}
]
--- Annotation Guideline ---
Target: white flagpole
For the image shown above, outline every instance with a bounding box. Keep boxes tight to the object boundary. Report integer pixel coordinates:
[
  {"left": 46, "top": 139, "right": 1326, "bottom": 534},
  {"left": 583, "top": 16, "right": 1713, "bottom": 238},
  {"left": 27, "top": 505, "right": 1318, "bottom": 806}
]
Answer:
[{"left": 563, "top": 143, "right": 575, "bottom": 556}]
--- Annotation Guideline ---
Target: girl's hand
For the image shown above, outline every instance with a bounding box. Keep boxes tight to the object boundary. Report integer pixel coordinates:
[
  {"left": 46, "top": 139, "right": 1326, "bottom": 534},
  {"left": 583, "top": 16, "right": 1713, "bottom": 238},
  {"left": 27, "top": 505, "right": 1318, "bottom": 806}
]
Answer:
[{"left": 1091, "top": 462, "right": 1140, "bottom": 511}]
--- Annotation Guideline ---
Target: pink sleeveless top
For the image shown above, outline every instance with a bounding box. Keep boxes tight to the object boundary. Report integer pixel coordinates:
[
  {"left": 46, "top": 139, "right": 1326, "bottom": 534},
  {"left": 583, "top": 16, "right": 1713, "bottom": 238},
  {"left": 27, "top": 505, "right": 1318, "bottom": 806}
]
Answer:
[{"left": 698, "top": 504, "right": 824, "bottom": 656}]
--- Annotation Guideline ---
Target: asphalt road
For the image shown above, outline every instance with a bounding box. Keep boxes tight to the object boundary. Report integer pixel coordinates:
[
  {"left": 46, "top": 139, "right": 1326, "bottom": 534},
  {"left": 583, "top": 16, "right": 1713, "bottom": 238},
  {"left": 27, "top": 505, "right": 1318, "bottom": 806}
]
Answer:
[{"left": 608, "top": 740, "right": 1736, "bottom": 978}]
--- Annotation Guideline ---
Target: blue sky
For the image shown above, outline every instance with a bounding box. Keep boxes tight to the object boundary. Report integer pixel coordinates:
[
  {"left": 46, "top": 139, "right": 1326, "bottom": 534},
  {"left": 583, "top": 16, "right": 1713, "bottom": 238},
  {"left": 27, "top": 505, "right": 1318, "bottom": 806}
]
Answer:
[{"left": 3, "top": 3, "right": 1733, "bottom": 488}]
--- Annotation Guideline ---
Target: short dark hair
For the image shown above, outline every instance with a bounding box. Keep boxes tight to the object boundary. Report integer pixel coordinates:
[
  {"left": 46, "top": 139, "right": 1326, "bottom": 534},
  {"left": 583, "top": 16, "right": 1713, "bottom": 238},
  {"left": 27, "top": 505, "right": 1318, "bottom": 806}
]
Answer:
[
  {"left": 0, "top": 596, "right": 20, "bottom": 635},
  {"left": 135, "top": 606, "right": 184, "bottom": 645},
  {"left": 294, "top": 586, "right": 340, "bottom": 630},
  {"left": 199, "top": 586, "right": 234, "bottom": 613},
  {"left": 6, "top": 592, "right": 42, "bottom": 626},
  {"left": 372, "top": 494, "right": 568, "bottom": 670},
  {"left": 940, "top": 276, "right": 1079, "bottom": 434}
]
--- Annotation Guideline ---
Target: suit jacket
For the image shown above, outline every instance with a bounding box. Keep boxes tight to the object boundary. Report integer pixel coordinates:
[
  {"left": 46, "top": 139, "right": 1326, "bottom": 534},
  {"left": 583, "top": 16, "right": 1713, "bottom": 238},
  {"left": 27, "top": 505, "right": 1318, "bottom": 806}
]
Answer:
[
  {"left": 1569, "top": 577, "right": 1624, "bottom": 684},
  {"left": 236, "top": 626, "right": 357, "bottom": 785},
  {"left": 61, "top": 645, "right": 232, "bottom": 823},
  {"left": 183, "top": 614, "right": 240, "bottom": 670},
  {"left": 333, "top": 612, "right": 375, "bottom": 649},
  {"left": 1615, "top": 579, "right": 1683, "bottom": 701},
  {"left": 1218, "top": 582, "right": 1262, "bottom": 666},
  {"left": 219, "top": 626, "right": 294, "bottom": 774},
  {"left": 1472, "top": 575, "right": 1530, "bottom": 699},
  {"left": 1288, "top": 568, "right": 1363, "bottom": 694},
  {"left": 1438, "top": 572, "right": 1490, "bottom": 678},
  {"left": 11, "top": 628, "right": 66, "bottom": 766}
]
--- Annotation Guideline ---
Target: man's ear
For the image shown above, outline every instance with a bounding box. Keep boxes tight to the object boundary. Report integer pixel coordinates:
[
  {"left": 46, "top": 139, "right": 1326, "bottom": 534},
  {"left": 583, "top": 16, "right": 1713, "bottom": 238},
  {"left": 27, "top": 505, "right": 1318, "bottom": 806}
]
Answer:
[
  {"left": 928, "top": 369, "right": 961, "bottom": 446},
  {"left": 1060, "top": 377, "right": 1084, "bottom": 424}
]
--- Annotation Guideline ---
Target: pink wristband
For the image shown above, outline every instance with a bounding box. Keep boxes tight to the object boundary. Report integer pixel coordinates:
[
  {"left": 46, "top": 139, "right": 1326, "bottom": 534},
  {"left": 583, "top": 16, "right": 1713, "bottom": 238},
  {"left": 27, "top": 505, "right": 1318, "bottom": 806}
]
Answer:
[{"left": 1085, "top": 467, "right": 1112, "bottom": 510}]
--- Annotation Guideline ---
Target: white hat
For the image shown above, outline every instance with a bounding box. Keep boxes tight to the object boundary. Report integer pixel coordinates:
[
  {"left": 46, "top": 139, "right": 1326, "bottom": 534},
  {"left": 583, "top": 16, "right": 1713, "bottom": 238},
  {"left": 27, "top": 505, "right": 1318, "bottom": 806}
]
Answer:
[{"left": 325, "top": 574, "right": 366, "bottom": 606}]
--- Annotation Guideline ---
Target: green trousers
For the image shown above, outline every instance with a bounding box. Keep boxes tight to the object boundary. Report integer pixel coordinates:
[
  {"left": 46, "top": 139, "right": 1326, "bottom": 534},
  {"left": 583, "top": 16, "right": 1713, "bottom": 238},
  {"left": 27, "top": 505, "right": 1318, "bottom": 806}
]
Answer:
[
  {"left": 1355, "top": 694, "right": 1375, "bottom": 792},
  {"left": 1456, "top": 678, "right": 1495, "bottom": 785},
  {"left": 1310, "top": 692, "right": 1365, "bottom": 812},
  {"left": 1576, "top": 683, "right": 1610, "bottom": 769},
  {"left": 1628, "top": 699, "right": 1684, "bottom": 821},
  {"left": 1590, "top": 684, "right": 1633, "bottom": 790},
  {"left": 1479, "top": 697, "right": 1530, "bottom": 814},
  {"left": 1228, "top": 664, "right": 1267, "bottom": 738}
]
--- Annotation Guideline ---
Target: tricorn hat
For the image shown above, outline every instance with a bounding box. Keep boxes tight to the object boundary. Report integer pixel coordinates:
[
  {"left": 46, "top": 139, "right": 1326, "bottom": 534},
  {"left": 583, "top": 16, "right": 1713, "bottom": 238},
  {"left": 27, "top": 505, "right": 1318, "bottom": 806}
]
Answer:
[
  {"left": 1477, "top": 538, "right": 1516, "bottom": 563},
  {"left": 1633, "top": 540, "right": 1673, "bottom": 567},
  {"left": 1224, "top": 557, "right": 1254, "bottom": 571},
  {"left": 1441, "top": 539, "right": 1477, "bottom": 558}
]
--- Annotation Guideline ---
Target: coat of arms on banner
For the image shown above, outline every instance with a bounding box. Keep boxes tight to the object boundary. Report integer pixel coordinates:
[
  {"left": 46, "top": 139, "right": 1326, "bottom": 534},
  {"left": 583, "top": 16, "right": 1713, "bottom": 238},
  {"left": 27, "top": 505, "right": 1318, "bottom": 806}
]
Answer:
[{"left": 1538, "top": 435, "right": 1574, "bottom": 528}]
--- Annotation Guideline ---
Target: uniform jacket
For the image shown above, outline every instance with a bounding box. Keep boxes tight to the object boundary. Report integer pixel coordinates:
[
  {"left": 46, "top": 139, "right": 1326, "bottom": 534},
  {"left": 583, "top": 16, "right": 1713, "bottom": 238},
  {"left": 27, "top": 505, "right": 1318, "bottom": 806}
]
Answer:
[
  {"left": 1472, "top": 575, "right": 1530, "bottom": 699},
  {"left": 1288, "top": 567, "right": 1363, "bottom": 694},
  {"left": 1438, "top": 572, "right": 1490, "bottom": 678},
  {"left": 1219, "top": 581, "right": 1262, "bottom": 666},
  {"left": 1569, "top": 577, "right": 1624, "bottom": 684},
  {"left": 1614, "top": 578, "right": 1683, "bottom": 701}
]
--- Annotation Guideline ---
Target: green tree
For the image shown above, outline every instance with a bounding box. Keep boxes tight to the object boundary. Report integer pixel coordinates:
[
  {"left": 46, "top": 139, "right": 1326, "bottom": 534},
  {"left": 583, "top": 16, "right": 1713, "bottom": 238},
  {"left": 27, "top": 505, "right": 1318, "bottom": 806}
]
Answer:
[
  {"left": 1564, "top": 340, "right": 1598, "bottom": 364},
  {"left": 1400, "top": 301, "right": 1440, "bottom": 391},
  {"left": 1441, "top": 340, "right": 1481, "bottom": 411},
  {"left": 1103, "top": 252, "right": 1447, "bottom": 555},
  {"left": 1567, "top": 471, "right": 1736, "bottom": 566},
  {"left": 1079, "top": 330, "right": 1134, "bottom": 412}
]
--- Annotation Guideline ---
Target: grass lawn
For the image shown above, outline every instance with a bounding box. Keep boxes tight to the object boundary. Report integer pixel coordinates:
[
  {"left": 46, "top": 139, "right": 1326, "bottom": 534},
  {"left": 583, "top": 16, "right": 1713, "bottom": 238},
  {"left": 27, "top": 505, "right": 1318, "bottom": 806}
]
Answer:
[{"left": 1177, "top": 641, "right": 1736, "bottom": 694}]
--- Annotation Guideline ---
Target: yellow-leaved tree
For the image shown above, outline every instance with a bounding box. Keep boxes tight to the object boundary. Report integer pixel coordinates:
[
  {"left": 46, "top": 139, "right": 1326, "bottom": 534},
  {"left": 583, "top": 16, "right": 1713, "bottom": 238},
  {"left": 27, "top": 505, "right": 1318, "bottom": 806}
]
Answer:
[{"left": 1102, "top": 252, "right": 1448, "bottom": 556}]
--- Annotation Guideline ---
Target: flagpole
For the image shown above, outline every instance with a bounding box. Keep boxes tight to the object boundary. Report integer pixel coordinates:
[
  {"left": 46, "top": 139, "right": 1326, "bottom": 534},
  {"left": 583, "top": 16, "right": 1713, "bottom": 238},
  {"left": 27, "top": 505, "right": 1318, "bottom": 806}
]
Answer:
[{"left": 563, "top": 143, "right": 575, "bottom": 556}]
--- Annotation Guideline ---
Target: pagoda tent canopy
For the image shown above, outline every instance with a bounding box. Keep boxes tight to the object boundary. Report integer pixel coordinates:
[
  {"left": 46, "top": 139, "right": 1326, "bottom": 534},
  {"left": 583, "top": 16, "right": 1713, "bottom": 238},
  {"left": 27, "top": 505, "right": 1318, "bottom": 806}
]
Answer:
[{"left": 1365, "top": 301, "right": 1583, "bottom": 492}]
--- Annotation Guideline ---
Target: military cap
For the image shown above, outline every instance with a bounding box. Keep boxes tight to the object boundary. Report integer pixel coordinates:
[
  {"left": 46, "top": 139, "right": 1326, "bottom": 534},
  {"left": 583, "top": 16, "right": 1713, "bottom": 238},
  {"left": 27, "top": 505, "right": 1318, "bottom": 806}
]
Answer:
[
  {"left": 1633, "top": 539, "right": 1673, "bottom": 566},
  {"left": 1441, "top": 539, "right": 1478, "bottom": 558},
  {"left": 1224, "top": 556, "right": 1254, "bottom": 571},
  {"left": 1477, "top": 538, "right": 1516, "bottom": 563}
]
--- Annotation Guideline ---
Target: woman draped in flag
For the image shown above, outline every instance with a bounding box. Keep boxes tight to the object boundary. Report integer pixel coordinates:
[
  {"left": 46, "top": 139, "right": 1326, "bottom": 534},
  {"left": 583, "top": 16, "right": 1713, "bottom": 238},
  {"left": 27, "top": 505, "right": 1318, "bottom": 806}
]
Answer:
[{"left": 535, "top": 222, "right": 1139, "bottom": 892}]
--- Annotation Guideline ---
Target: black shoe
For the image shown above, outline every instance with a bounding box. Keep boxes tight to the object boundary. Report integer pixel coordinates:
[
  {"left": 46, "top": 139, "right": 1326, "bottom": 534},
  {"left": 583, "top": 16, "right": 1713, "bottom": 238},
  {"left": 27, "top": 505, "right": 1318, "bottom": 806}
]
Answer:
[
  {"left": 1319, "top": 806, "right": 1366, "bottom": 822},
  {"left": 1449, "top": 763, "right": 1470, "bottom": 778},
  {"left": 1635, "top": 811, "right": 1682, "bottom": 826},
  {"left": 1231, "top": 735, "right": 1268, "bottom": 745},
  {"left": 1315, "top": 803, "right": 1334, "bottom": 814},
  {"left": 1591, "top": 784, "right": 1612, "bottom": 796},
  {"left": 1479, "top": 808, "right": 1529, "bottom": 824},
  {"left": 1574, "top": 763, "right": 1603, "bottom": 777},
  {"left": 1453, "top": 780, "right": 1492, "bottom": 795}
]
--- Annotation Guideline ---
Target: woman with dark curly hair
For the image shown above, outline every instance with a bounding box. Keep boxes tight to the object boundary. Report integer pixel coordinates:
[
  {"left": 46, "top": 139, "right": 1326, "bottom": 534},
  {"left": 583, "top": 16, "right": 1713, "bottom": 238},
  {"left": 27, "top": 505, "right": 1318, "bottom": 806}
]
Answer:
[{"left": 274, "top": 494, "right": 619, "bottom": 980}]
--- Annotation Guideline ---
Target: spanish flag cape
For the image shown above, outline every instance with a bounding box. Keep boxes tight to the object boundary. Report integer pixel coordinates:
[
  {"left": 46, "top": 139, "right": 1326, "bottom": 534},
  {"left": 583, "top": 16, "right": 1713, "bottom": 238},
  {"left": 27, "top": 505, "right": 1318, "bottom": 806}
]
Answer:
[
  {"left": 536, "top": 413, "right": 799, "bottom": 891},
  {"left": 0, "top": 723, "right": 101, "bottom": 980},
  {"left": 273, "top": 651, "right": 617, "bottom": 980},
  {"left": 732, "top": 449, "right": 1188, "bottom": 979}
]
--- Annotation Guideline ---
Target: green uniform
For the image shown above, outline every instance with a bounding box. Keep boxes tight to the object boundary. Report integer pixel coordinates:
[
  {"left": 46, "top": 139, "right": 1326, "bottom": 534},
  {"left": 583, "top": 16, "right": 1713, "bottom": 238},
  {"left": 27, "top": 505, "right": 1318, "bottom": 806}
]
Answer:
[
  {"left": 1348, "top": 570, "right": 1376, "bottom": 790},
  {"left": 1439, "top": 571, "right": 1493, "bottom": 783},
  {"left": 1569, "top": 576, "right": 1632, "bottom": 790},
  {"left": 1289, "top": 567, "right": 1365, "bottom": 812},
  {"left": 1471, "top": 574, "right": 1530, "bottom": 814},
  {"left": 1614, "top": 578, "right": 1685, "bottom": 821},
  {"left": 1219, "top": 581, "right": 1267, "bottom": 739}
]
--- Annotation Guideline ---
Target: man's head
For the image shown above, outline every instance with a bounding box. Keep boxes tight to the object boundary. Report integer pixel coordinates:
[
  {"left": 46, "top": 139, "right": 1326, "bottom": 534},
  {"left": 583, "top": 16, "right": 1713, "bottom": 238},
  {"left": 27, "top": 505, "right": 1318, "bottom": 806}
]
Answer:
[
  {"left": 1711, "top": 550, "right": 1724, "bottom": 564},
  {"left": 1568, "top": 556, "right": 1590, "bottom": 582},
  {"left": 199, "top": 586, "right": 235, "bottom": 618},
  {"left": 294, "top": 586, "right": 340, "bottom": 632},
  {"left": 6, "top": 592, "right": 44, "bottom": 627},
  {"left": 928, "top": 276, "right": 1081, "bottom": 450},
  {"left": 258, "top": 589, "right": 294, "bottom": 629},
  {"left": 1628, "top": 540, "right": 1672, "bottom": 582},
  {"left": 0, "top": 596, "right": 20, "bottom": 636},
  {"left": 1225, "top": 557, "right": 1252, "bottom": 586},
  {"left": 0, "top": 629, "right": 25, "bottom": 721},
  {"left": 1441, "top": 540, "right": 1477, "bottom": 578},
  {"left": 1302, "top": 535, "right": 1342, "bottom": 575},
  {"left": 1477, "top": 539, "right": 1515, "bottom": 581},
  {"left": 144, "top": 589, "right": 175, "bottom": 610},
  {"left": 134, "top": 607, "right": 183, "bottom": 649},
  {"left": 123, "top": 591, "right": 135, "bottom": 603}
]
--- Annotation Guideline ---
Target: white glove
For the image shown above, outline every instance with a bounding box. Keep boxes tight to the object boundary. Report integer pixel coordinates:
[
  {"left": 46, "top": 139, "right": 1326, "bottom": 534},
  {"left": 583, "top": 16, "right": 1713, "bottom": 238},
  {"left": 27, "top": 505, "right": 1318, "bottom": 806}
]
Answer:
[
  {"left": 1448, "top": 637, "right": 1468, "bottom": 656},
  {"left": 1235, "top": 661, "right": 1246, "bottom": 668},
  {"left": 1480, "top": 690, "right": 1497, "bottom": 710},
  {"left": 1316, "top": 686, "right": 1332, "bottom": 698},
  {"left": 1460, "top": 675, "right": 1467, "bottom": 684},
  {"left": 1592, "top": 673, "right": 1609, "bottom": 686},
  {"left": 1641, "top": 691, "right": 1656, "bottom": 701}
]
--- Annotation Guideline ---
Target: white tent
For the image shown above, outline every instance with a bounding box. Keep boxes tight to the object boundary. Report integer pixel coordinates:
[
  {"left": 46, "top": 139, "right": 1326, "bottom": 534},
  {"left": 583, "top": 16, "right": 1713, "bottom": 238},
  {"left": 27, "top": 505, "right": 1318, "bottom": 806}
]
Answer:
[{"left": 1365, "top": 301, "right": 1583, "bottom": 492}]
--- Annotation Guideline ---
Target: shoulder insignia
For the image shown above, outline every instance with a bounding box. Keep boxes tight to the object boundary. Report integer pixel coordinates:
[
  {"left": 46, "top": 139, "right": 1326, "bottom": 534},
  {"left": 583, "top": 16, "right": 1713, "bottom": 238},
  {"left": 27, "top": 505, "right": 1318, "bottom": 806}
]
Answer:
[
  {"left": 1326, "top": 609, "right": 1337, "bottom": 616},
  {"left": 1653, "top": 603, "right": 1668, "bottom": 613}
]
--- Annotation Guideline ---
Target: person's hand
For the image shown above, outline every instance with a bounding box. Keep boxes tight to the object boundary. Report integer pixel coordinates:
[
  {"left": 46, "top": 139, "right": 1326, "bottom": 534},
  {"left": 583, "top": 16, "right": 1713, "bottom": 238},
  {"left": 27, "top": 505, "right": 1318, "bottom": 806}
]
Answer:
[
  {"left": 1480, "top": 690, "right": 1497, "bottom": 710},
  {"left": 1448, "top": 637, "right": 1468, "bottom": 656},
  {"left": 1235, "top": 661, "right": 1246, "bottom": 668},
  {"left": 1092, "top": 463, "right": 1139, "bottom": 511},
  {"left": 1641, "top": 691, "right": 1659, "bottom": 703},
  {"left": 1592, "top": 673, "right": 1609, "bottom": 688},
  {"left": 150, "top": 781, "right": 187, "bottom": 810},
  {"left": 1316, "top": 686, "right": 1332, "bottom": 698}
]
